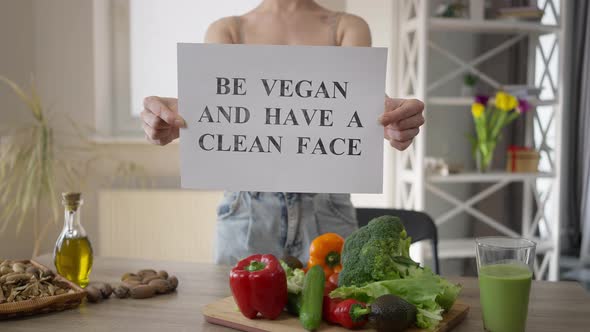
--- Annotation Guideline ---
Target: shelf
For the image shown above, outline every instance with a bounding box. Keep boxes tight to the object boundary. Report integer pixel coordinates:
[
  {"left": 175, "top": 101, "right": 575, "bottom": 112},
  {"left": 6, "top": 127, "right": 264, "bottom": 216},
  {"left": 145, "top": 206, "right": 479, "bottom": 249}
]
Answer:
[
  {"left": 428, "top": 96, "right": 558, "bottom": 107},
  {"left": 428, "top": 18, "right": 560, "bottom": 34},
  {"left": 427, "top": 171, "right": 555, "bottom": 183},
  {"left": 398, "top": 4, "right": 565, "bottom": 281},
  {"left": 418, "top": 238, "right": 553, "bottom": 259}
]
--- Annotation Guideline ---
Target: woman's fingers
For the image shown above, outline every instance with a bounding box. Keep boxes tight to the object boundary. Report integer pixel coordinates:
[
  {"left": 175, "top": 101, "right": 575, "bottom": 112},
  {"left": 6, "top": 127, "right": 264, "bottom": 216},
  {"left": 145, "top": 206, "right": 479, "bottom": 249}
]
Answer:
[
  {"left": 379, "top": 98, "right": 424, "bottom": 126},
  {"left": 385, "top": 126, "right": 419, "bottom": 151},
  {"left": 386, "top": 127, "right": 420, "bottom": 142},
  {"left": 143, "top": 121, "right": 179, "bottom": 144},
  {"left": 141, "top": 96, "right": 183, "bottom": 146},
  {"left": 389, "top": 139, "right": 413, "bottom": 151},
  {"left": 378, "top": 97, "right": 425, "bottom": 151},
  {"left": 390, "top": 112, "right": 425, "bottom": 131},
  {"left": 141, "top": 109, "right": 170, "bottom": 130},
  {"left": 142, "top": 121, "right": 170, "bottom": 141},
  {"left": 143, "top": 96, "right": 186, "bottom": 128}
]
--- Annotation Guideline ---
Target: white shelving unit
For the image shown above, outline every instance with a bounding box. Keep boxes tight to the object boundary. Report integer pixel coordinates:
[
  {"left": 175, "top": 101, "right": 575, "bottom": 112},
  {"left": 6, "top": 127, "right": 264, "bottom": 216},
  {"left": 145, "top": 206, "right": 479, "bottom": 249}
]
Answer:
[
  {"left": 395, "top": 0, "right": 565, "bottom": 281},
  {"left": 429, "top": 17, "right": 560, "bottom": 33},
  {"left": 428, "top": 96, "right": 556, "bottom": 107}
]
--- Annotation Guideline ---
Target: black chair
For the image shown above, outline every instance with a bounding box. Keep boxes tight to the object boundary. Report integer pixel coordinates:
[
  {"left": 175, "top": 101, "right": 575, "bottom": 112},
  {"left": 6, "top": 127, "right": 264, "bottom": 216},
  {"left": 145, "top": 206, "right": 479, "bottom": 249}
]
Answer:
[{"left": 355, "top": 208, "right": 440, "bottom": 274}]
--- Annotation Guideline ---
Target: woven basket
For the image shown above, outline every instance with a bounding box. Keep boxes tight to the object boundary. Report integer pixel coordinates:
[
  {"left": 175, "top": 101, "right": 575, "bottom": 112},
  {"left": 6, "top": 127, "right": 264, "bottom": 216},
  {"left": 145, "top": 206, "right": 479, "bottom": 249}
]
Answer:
[{"left": 0, "top": 260, "right": 86, "bottom": 319}]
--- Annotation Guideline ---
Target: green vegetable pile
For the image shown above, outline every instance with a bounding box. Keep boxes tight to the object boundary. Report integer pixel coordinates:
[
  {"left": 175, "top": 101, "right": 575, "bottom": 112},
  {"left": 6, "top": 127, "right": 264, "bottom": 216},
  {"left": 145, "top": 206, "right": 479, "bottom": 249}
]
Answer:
[
  {"left": 281, "top": 260, "right": 305, "bottom": 294},
  {"left": 280, "top": 260, "right": 306, "bottom": 316},
  {"left": 331, "top": 215, "right": 462, "bottom": 330},
  {"left": 338, "top": 215, "right": 415, "bottom": 286}
]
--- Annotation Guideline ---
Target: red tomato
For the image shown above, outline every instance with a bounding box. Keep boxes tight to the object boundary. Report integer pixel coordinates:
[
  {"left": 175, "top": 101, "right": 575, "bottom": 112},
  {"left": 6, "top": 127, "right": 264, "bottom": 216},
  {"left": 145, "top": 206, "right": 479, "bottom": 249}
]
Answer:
[
  {"left": 324, "top": 280, "right": 337, "bottom": 296},
  {"left": 328, "top": 272, "right": 339, "bottom": 286}
]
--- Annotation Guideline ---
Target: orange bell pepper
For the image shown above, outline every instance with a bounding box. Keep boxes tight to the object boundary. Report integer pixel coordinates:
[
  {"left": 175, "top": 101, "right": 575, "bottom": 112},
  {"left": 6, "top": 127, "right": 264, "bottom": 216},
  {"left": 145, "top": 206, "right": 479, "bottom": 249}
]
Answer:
[{"left": 307, "top": 233, "right": 344, "bottom": 279}]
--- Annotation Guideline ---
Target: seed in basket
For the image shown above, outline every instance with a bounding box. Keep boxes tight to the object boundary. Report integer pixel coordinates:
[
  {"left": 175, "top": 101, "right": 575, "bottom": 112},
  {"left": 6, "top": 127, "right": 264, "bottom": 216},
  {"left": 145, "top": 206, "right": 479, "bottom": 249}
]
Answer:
[
  {"left": 5, "top": 273, "right": 34, "bottom": 284},
  {"left": 0, "top": 260, "right": 74, "bottom": 304},
  {"left": 25, "top": 266, "right": 40, "bottom": 277},
  {"left": 0, "top": 266, "right": 12, "bottom": 276},
  {"left": 11, "top": 263, "right": 26, "bottom": 273}
]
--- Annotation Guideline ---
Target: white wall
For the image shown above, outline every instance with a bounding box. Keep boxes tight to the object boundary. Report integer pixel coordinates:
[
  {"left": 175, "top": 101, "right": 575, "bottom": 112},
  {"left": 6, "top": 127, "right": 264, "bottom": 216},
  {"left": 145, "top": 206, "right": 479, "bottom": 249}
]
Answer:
[
  {"left": 0, "top": 0, "right": 35, "bottom": 258},
  {"left": 317, "top": 0, "right": 345, "bottom": 11},
  {"left": 0, "top": 0, "right": 187, "bottom": 258},
  {"left": 0, "top": 0, "right": 394, "bottom": 259}
]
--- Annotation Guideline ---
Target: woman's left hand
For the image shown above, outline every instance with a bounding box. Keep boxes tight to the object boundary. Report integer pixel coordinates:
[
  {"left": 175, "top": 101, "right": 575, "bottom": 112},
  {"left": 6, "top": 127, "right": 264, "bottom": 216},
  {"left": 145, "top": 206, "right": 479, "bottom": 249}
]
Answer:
[{"left": 379, "top": 97, "right": 425, "bottom": 151}]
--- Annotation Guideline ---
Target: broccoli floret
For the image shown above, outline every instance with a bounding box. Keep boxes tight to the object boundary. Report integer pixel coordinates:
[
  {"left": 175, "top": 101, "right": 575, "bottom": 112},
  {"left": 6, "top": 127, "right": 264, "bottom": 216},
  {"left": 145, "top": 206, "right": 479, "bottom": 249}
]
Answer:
[{"left": 338, "top": 215, "right": 421, "bottom": 287}]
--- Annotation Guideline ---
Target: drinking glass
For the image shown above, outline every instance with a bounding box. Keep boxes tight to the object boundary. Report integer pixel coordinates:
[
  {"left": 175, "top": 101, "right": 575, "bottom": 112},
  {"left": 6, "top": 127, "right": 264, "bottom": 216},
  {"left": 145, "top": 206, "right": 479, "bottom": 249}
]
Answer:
[{"left": 476, "top": 237, "right": 536, "bottom": 332}]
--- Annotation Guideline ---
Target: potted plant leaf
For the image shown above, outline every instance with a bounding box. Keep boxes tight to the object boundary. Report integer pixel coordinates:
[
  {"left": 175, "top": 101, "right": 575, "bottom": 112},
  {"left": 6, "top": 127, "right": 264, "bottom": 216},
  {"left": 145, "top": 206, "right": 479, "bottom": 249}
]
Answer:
[
  {"left": 0, "top": 77, "right": 146, "bottom": 257},
  {"left": 462, "top": 73, "right": 478, "bottom": 97}
]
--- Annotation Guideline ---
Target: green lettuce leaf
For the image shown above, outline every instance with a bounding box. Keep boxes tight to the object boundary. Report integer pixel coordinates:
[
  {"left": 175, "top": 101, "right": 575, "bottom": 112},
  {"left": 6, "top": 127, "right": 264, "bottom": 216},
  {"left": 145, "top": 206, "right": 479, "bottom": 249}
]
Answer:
[
  {"left": 287, "top": 268, "right": 305, "bottom": 294},
  {"left": 330, "top": 276, "right": 460, "bottom": 330},
  {"left": 280, "top": 260, "right": 305, "bottom": 295}
]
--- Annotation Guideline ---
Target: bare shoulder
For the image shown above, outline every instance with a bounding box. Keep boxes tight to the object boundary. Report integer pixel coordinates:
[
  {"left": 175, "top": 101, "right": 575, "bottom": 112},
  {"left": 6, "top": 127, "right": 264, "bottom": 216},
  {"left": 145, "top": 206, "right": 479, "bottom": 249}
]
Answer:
[
  {"left": 205, "top": 16, "right": 239, "bottom": 44},
  {"left": 337, "top": 13, "right": 371, "bottom": 47},
  {"left": 339, "top": 13, "right": 370, "bottom": 29}
]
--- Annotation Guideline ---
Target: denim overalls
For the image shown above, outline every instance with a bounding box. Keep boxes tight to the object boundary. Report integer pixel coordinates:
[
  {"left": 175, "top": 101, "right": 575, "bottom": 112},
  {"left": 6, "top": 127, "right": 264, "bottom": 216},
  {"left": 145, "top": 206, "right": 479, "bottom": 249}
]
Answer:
[{"left": 214, "top": 192, "right": 358, "bottom": 265}]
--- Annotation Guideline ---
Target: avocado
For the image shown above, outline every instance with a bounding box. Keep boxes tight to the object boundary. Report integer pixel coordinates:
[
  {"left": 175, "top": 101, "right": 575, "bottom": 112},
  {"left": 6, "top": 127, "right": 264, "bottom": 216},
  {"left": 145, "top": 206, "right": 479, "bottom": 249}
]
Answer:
[
  {"left": 282, "top": 255, "right": 304, "bottom": 270},
  {"left": 369, "top": 294, "right": 417, "bottom": 332}
]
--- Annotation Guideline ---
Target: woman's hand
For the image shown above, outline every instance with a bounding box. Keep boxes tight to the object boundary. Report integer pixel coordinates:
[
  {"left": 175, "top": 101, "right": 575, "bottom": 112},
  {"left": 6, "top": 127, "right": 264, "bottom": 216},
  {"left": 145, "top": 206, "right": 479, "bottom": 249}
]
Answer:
[
  {"left": 141, "top": 96, "right": 186, "bottom": 145},
  {"left": 379, "top": 97, "right": 425, "bottom": 151}
]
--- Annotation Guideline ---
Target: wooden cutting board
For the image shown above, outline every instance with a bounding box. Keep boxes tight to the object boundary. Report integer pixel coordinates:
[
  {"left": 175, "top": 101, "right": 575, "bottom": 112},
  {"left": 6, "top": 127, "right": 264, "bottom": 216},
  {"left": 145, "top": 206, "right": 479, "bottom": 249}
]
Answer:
[{"left": 203, "top": 297, "right": 469, "bottom": 332}]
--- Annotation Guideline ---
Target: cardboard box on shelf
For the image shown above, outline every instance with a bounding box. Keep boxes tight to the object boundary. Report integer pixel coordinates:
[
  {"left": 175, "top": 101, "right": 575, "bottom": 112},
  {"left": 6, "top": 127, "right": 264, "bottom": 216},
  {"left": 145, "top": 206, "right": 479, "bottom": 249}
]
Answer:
[{"left": 506, "top": 146, "right": 540, "bottom": 173}]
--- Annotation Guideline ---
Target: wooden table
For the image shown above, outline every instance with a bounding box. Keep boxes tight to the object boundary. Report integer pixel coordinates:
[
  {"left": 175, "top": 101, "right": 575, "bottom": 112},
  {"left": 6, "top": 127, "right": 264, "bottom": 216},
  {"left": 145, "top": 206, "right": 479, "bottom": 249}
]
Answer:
[{"left": 2, "top": 256, "right": 589, "bottom": 332}]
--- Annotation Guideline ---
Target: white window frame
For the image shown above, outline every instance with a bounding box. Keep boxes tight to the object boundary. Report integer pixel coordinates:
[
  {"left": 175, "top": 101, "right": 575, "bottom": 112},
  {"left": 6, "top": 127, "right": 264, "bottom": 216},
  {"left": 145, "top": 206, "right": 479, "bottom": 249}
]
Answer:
[
  {"left": 94, "top": 0, "right": 263, "bottom": 140},
  {"left": 93, "top": 0, "right": 141, "bottom": 139}
]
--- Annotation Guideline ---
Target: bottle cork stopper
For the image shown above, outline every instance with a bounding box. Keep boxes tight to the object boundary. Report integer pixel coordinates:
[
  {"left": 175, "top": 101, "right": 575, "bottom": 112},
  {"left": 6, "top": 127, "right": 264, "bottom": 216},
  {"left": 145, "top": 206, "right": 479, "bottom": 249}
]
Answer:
[{"left": 62, "top": 192, "right": 82, "bottom": 210}]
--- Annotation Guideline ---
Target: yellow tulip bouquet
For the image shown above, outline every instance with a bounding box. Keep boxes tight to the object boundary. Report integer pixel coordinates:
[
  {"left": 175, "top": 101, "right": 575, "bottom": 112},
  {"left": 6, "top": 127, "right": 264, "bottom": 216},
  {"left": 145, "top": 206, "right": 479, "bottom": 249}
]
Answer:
[{"left": 470, "top": 91, "right": 528, "bottom": 172}]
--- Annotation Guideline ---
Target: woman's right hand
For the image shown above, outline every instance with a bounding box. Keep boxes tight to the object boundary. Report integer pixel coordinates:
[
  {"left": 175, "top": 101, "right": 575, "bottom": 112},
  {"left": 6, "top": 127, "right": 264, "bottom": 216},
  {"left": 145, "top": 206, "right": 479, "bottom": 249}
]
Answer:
[{"left": 141, "top": 96, "right": 186, "bottom": 145}]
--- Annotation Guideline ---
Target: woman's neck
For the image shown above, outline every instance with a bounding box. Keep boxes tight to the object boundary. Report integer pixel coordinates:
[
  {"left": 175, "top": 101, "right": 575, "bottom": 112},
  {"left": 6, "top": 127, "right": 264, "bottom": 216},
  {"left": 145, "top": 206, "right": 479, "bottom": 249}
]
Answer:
[{"left": 258, "top": 0, "right": 318, "bottom": 12}]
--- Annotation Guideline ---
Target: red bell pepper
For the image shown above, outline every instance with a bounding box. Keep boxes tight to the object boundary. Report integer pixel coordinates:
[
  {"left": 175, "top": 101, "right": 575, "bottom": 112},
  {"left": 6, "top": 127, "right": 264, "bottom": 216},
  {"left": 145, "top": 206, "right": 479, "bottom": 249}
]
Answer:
[
  {"left": 332, "top": 299, "right": 369, "bottom": 329},
  {"left": 323, "top": 296, "right": 342, "bottom": 324},
  {"left": 229, "top": 254, "right": 287, "bottom": 320}
]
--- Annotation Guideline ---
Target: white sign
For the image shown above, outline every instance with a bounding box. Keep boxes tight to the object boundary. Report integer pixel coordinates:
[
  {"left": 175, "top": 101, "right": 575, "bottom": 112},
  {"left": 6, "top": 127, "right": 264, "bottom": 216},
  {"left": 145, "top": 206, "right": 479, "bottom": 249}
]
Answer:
[{"left": 178, "top": 43, "right": 387, "bottom": 193}]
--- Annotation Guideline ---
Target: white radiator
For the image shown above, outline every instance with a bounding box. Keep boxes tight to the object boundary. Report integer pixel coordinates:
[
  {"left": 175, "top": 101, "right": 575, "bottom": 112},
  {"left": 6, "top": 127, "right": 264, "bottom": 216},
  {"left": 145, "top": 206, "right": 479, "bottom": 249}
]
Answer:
[{"left": 98, "top": 190, "right": 222, "bottom": 263}]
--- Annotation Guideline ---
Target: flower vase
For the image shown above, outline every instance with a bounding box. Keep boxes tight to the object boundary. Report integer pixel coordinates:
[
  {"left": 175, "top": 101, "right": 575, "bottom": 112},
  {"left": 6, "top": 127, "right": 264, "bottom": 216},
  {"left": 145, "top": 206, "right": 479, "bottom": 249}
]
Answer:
[{"left": 475, "top": 146, "right": 494, "bottom": 173}]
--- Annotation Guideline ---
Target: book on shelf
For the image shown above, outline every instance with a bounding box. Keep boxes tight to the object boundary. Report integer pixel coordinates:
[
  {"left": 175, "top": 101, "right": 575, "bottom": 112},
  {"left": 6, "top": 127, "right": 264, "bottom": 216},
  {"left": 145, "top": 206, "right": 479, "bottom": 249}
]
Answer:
[{"left": 497, "top": 6, "right": 544, "bottom": 21}]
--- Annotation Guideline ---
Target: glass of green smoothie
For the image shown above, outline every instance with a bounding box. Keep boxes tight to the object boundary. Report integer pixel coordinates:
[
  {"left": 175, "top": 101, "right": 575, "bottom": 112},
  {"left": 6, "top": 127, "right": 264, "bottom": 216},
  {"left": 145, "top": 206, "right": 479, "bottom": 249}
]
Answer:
[{"left": 476, "top": 237, "right": 536, "bottom": 332}]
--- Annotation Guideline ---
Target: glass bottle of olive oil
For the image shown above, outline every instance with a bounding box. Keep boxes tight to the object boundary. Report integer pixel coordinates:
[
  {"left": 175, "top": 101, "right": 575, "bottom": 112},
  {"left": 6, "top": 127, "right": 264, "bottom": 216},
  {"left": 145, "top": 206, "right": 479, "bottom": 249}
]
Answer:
[{"left": 54, "top": 192, "right": 93, "bottom": 288}]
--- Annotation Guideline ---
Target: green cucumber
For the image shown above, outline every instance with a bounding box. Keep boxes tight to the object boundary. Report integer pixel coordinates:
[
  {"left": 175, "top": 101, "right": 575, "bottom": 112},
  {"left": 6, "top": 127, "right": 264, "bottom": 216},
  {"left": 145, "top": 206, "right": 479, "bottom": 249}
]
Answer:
[{"left": 299, "top": 265, "right": 325, "bottom": 331}]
